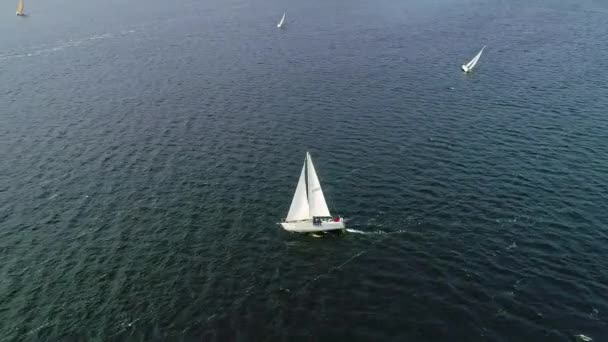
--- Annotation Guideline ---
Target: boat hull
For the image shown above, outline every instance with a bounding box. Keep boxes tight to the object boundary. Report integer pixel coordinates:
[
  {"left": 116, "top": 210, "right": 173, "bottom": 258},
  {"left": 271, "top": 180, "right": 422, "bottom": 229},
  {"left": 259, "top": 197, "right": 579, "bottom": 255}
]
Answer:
[
  {"left": 461, "top": 64, "right": 470, "bottom": 72},
  {"left": 281, "top": 219, "right": 345, "bottom": 233}
]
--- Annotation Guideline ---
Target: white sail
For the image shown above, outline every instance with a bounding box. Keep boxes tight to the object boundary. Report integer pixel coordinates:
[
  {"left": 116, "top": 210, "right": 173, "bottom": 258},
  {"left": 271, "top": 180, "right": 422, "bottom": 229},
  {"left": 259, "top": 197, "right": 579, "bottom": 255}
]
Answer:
[
  {"left": 285, "top": 161, "right": 310, "bottom": 222},
  {"left": 306, "top": 152, "right": 331, "bottom": 217},
  {"left": 277, "top": 12, "right": 286, "bottom": 28},
  {"left": 281, "top": 152, "right": 345, "bottom": 232},
  {"left": 16, "top": 0, "right": 24, "bottom": 15},
  {"left": 462, "top": 46, "right": 485, "bottom": 72}
]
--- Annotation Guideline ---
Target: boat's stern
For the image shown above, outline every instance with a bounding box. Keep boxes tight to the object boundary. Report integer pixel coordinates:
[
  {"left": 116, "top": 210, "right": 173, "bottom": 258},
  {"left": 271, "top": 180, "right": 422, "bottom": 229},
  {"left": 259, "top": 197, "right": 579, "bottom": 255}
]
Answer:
[
  {"left": 281, "top": 217, "right": 345, "bottom": 233},
  {"left": 322, "top": 217, "right": 345, "bottom": 230}
]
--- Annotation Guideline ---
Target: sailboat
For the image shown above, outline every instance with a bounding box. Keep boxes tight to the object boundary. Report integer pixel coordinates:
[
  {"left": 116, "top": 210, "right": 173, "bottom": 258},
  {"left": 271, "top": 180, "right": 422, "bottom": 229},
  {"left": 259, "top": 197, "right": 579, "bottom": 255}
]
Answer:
[
  {"left": 281, "top": 152, "right": 345, "bottom": 233},
  {"left": 277, "top": 12, "right": 286, "bottom": 28},
  {"left": 462, "top": 46, "right": 486, "bottom": 73},
  {"left": 16, "top": 0, "right": 25, "bottom": 16}
]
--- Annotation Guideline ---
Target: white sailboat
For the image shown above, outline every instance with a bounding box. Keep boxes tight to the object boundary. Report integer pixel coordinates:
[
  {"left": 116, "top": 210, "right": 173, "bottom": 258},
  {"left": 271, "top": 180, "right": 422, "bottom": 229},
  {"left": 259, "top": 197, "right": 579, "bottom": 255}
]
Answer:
[
  {"left": 277, "top": 12, "right": 286, "bottom": 28},
  {"left": 16, "top": 0, "right": 25, "bottom": 16},
  {"left": 281, "top": 152, "right": 345, "bottom": 233},
  {"left": 462, "top": 46, "right": 486, "bottom": 73}
]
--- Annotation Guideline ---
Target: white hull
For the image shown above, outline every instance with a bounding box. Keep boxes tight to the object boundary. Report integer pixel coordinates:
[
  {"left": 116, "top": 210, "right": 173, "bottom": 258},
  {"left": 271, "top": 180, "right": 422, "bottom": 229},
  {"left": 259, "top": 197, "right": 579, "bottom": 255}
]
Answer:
[
  {"left": 281, "top": 219, "right": 345, "bottom": 233},
  {"left": 461, "top": 64, "right": 469, "bottom": 73}
]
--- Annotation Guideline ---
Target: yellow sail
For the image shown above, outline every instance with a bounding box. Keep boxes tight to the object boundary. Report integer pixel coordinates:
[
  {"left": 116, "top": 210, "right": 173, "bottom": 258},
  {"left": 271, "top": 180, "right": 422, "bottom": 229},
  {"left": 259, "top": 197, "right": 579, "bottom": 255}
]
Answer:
[{"left": 16, "top": 0, "right": 24, "bottom": 15}]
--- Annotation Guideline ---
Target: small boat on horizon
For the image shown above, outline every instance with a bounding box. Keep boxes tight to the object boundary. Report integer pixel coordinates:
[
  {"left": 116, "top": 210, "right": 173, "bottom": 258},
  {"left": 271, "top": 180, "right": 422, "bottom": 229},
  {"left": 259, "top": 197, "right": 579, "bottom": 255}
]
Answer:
[
  {"left": 462, "top": 46, "right": 486, "bottom": 73},
  {"left": 16, "top": 0, "right": 25, "bottom": 16},
  {"left": 280, "top": 152, "right": 345, "bottom": 233},
  {"left": 277, "top": 12, "right": 286, "bottom": 28}
]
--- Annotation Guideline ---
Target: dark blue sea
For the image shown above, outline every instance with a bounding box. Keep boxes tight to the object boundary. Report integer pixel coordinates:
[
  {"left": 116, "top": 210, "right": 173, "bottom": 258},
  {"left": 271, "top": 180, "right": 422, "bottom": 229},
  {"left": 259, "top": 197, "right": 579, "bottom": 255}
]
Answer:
[{"left": 1, "top": 0, "right": 607, "bottom": 340}]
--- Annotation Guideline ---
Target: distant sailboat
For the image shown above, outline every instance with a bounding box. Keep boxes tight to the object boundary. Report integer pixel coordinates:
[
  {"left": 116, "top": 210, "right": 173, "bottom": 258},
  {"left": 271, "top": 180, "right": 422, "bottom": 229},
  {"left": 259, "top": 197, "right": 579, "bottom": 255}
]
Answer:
[
  {"left": 462, "top": 46, "right": 486, "bottom": 73},
  {"left": 280, "top": 152, "right": 345, "bottom": 233},
  {"left": 16, "top": 0, "right": 25, "bottom": 16},
  {"left": 277, "top": 12, "right": 286, "bottom": 28}
]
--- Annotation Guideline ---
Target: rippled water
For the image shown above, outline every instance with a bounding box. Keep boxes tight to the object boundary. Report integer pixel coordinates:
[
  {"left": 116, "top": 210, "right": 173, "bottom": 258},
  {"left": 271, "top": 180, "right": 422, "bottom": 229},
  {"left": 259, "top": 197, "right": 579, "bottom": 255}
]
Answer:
[{"left": 1, "top": 0, "right": 607, "bottom": 340}]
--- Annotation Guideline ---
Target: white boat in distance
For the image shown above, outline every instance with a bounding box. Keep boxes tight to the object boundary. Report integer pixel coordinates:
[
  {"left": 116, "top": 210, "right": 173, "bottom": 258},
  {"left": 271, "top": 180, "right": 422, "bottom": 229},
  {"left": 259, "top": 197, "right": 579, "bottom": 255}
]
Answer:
[
  {"left": 277, "top": 12, "right": 286, "bottom": 28},
  {"left": 16, "top": 0, "right": 25, "bottom": 16},
  {"left": 281, "top": 152, "right": 345, "bottom": 233},
  {"left": 462, "top": 46, "right": 486, "bottom": 73}
]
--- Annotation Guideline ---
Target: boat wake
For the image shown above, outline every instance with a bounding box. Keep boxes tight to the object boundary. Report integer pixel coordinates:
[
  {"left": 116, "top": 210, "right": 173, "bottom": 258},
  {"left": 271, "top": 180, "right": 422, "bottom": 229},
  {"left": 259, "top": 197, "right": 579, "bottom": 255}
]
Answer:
[
  {"left": 346, "top": 228, "right": 407, "bottom": 235},
  {"left": 306, "top": 251, "right": 366, "bottom": 285},
  {"left": 345, "top": 228, "right": 367, "bottom": 234},
  {"left": 0, "top": 30, "right": 136, "bottom": 61}
]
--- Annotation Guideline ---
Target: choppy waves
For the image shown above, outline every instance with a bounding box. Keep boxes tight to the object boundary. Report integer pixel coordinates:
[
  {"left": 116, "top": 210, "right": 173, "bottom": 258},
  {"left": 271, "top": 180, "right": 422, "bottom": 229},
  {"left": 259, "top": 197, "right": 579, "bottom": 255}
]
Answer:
[{"left": 1, "top": 0, "right": 607, "bottom": 341}]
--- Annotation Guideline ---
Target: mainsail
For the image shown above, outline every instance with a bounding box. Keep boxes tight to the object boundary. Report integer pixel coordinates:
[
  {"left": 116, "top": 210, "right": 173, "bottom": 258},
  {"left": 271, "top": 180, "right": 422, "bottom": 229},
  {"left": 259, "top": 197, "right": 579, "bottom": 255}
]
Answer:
[
  {"left": 464, "top": 46, "right": 486, "bottom": 71},
  {"left": 277, "top": 12, "right": 286, "bottom": 28},
  {"left": 286, "top": 162, "right": 310, "bottom": 221},
  {"left": 306, "top": 152, "right": 331, "bottom": 217}
]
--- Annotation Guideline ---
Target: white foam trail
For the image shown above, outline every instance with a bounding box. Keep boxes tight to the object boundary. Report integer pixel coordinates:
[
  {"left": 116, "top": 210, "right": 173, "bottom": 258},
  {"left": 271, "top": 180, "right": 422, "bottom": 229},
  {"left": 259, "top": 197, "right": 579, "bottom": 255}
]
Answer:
[
  {"left": 346, "top": 228, "right": 368, "bottom": 234},
  {"left": 575, "top": 334, "right": 593, "bottom": 342},
  {"left": 334, "top": 251, "right": 365, "bottom": 269},
  {"left": 22, "top": 320, "right": 56, "bottom": 337},
  {"left": 309, "top": 251, "right": 366, "bottom": 283},
  {"left": 0, "top": 30, "right": 135, "bottom": 61},
  {"left": 346, "top": 228, "right": 407, "bottom": 235}
]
